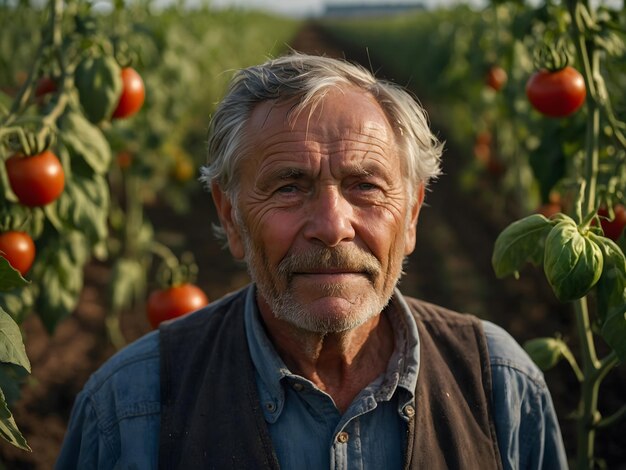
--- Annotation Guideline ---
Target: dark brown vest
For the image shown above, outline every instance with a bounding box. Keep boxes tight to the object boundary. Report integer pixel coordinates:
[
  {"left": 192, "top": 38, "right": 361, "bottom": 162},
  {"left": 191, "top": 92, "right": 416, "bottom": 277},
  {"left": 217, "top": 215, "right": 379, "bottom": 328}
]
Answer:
[{"left": 159, "top": 288, "right": 502, "bottom": 469}]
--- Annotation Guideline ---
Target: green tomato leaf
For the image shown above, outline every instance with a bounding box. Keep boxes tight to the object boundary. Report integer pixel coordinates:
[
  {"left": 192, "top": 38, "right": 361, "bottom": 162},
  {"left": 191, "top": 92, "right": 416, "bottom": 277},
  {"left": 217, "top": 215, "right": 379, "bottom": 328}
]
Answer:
[
  {"left": 492, "top": 214, "right": 554, "bottom": 278},
  {"left": 589, "top": 233, "right": 626, "bottom": 323},
  {"left": 109, "top": 258, "right": 147, "bottom": 312},
  {"left": 0, "top": 363, "right": 29, "bottom": 407},
  {"left": 0, "top": 308, "right": 30, "bottom": 373},
  {"left": 33, "top": 232, "right": 89, "bottom": 333},
  {"left": 0, "top": 258, "right": 29, "bottom": 292},
  {"left": 74, "top": 55, "right": 122, "bottom": 124},
  {"left": 0, "top": 285, "right": 37, "bottom": 325},
  {"left": 0, "top": 386, "right": 30, "bottom": 451},
  {"left": 601, "top": 304, "right": 626, "bottom": 363},
  {"left": 528, "top": 130, "right": 566, "bottom": 203},
  {"left": 523, "top": 337, "right": 568, "bottom": 371},
  {"left": 60, "top": 111, "right": 112, "bottom": 174},
  {"left": 587, "top": 233, "right": 626, "bottom": 362},
  {"left": 55, "top": 173, "right": 109, "bottom": 247},
  {"left": 544, "top": 221, "right": 603, "bottom": 302}
]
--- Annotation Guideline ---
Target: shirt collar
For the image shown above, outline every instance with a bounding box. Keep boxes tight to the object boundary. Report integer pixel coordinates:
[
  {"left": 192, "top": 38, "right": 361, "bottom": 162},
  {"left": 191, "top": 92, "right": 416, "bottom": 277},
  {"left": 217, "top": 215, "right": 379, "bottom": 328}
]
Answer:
[{"left": 243, "top": 284, "right": 420, "bottom": 421}]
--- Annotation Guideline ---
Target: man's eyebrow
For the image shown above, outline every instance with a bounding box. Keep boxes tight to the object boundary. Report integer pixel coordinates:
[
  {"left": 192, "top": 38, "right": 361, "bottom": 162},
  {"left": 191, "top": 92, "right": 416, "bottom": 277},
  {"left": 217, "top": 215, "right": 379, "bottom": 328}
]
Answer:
[
  {"left": 276, "top": 167, "right": 306, "bottom": 179},
  {"left": 257, "top": 167, "right": 307, "bottom": 186}
]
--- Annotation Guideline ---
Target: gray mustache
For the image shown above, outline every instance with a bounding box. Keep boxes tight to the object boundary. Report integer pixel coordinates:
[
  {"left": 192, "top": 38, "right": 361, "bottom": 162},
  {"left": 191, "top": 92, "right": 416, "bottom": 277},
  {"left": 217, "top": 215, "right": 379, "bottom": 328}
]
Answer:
[{"left": 277, "top": 246, "right": 381, "bottom": 280}]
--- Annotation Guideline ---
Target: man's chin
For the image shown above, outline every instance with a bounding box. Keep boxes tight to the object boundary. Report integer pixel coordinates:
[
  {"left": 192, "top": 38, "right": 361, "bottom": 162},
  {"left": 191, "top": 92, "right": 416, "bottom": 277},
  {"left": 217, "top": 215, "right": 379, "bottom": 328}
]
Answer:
[
  {"left": 289, "top": 273, "right": 372, "bottom": 299},
  {"left": 271, "top": 294, "right": 382, "bottom": 334}
]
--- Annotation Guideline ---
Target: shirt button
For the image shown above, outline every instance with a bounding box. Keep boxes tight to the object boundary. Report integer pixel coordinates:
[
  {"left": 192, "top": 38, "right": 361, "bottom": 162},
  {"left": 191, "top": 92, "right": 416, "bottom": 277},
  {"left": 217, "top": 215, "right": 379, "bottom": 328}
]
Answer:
[
  {"left": 292, "top": 383, "right": 304, "bottom": 391},
  {"left": 404, "top": 405, "right": 415, "bottom": 417},
  {"left": 336, "top": 431, "right": 349, "bottom": 443}
]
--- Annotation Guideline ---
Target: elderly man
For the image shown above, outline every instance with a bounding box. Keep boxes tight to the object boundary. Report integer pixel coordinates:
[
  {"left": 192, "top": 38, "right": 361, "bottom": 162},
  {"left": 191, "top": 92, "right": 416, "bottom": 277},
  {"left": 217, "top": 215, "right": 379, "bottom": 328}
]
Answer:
[{"left": 56, "top": 53, "right": 567, "bottom": 469}]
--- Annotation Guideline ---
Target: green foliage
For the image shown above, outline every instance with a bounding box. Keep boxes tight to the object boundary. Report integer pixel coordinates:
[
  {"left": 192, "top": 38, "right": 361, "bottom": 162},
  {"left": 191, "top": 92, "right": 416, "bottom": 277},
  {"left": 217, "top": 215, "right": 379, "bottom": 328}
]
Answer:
[
  {"left": 590, "top": 233, "right": 626, "bottom": 362},
  {"left": 0, "top": 258, "right": 29, "bottom": 293},
  {"left": 492, "top": 213, "right": 554, "bottom": 278},
  {"left": 0, "top": 308, "right": 30, "bottom": 373},
  {"left": 0, "top": 0, "right": 300, "bottom": 452},
  {"left": 524, "top": 337, "right": 568, "bottom": 371},
  {"left": 0, "top": 279, "right": 30, "bottom": 451},
  {"left": 60, "top": 111, "right": 112, "bottom": 174},
  {"left": 74, "top": 55, "right": 123, "bottom": 123},
  {"left": 0, "top": 386, "right": 30, "bottom": 452},
  {"left": 544, "top": 219, "right": 603, "bottom": 302},
  {"left": 325, "top": 3, "right": 626, "bottom": 466}
]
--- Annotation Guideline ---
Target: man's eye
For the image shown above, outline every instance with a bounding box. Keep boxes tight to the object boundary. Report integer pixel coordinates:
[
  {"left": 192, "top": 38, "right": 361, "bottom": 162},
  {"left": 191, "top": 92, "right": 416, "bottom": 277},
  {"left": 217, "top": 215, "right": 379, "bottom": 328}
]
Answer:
[
  {"left": 276, "top": 184, "right": 298, "bottom": 194},
  {"left": 357, "top": 182, "right": 379, "bottom": 191}
]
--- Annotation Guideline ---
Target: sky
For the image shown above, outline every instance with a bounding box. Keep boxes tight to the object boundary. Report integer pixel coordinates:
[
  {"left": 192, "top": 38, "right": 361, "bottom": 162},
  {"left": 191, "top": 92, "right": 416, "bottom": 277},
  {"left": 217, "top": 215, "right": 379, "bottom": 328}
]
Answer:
[{"left": 206, "top": 0, "right": 484, "bottom": 17}]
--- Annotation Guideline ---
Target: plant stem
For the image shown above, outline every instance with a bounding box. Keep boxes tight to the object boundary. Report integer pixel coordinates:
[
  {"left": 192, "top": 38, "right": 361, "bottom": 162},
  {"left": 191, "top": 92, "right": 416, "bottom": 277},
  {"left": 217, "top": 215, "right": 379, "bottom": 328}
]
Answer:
[
  {"left": 597, "top": 404, "right": 626, "bottom": 429},
  {"left": 582, "top": 54, "right": 600, "bottom": 216},
  {"left": 573, "top": 297, "right": 601, "bottom": 470},
  {"left": 566, "top": 0, "right": 607, "bottom": 465}
]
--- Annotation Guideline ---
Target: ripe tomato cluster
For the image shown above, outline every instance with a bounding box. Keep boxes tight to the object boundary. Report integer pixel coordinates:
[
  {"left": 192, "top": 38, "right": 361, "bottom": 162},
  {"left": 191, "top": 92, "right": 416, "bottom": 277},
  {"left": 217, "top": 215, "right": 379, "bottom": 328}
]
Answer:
[
  {"left": 1, "top": 66, "right": 146, "bottom": 279},
  {"left": 146, "top": 283, "right": 209, "bottom": 329}
]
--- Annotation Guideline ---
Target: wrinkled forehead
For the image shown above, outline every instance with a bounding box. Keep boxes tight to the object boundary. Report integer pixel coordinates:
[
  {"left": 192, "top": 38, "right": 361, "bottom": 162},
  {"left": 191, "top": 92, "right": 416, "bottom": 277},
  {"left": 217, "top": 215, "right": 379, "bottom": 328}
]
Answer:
[{"left": 246, "top": 86, "right": 396, "bottom": 142}]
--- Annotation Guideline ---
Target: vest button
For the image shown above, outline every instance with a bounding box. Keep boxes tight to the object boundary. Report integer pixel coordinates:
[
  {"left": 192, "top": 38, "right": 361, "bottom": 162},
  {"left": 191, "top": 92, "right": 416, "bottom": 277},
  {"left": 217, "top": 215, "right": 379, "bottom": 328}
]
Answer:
[
  {"left": 336, "top": 431, "right": 349, "bottom": 443},
  {"left": 292, "top": 383, "right": 304, "bottom": 391},
  {"left": 404, "top": 405, "right": 415, "bottom": 417}
]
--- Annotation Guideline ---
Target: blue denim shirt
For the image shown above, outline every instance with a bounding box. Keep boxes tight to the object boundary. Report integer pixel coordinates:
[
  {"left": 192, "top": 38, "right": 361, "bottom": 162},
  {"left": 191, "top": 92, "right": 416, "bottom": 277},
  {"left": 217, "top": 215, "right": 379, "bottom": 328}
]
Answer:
[{"left": 55, "top": 285, "right": 568, "bottom": 469}]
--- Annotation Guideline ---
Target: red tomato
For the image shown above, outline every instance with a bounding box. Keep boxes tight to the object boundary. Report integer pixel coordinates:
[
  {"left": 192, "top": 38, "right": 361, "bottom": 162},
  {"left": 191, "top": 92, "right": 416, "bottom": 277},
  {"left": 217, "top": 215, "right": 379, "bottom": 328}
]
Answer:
[
  {"left": 475, "top": 131, "right": 492, "bottom": 146},
  {"left": 116, "top": 151, "right": 133, "bottom": 169},
  {"left": 35, "top": 77, "right": 57, "bottom": 97},
  {"left": 112, "top": 67, "right": 145, "bottom": 119},
  {"left": 474, "top": 141, "right": 491, "bottom": 165},
  {"left": 598, "top": 205, "right": 626, "bottom": 241},
  {"left": 6, "top": 151, "right": 65, "bottom": 207},
  {"left": 486, "top": 66, "right": 507, "bottom": 91},
  {"left": 537, "top": 202, "right": 561, "bottom": 218},
  {"left": 146, "top": 283, "right": 209, "bottom": 329},
  {"left": 526, "top": 66, "right": 586, "bottom": 117},
  {"left": 0, "top": 231, "right": 35, "bottom": 276}
]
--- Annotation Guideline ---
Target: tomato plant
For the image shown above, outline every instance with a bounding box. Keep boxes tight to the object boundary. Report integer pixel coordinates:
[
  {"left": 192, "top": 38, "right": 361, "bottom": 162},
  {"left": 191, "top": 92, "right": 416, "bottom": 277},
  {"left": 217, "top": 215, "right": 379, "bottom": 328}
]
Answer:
[
  {"left": 324, "top": 2, "right": 626, "bottom": 467},
  {"left": 5, "top": 150, "right": 65, "bottom": 207},
  {"left": 0, "top": 0, "right": 300, "bottom": 457},
  {"left": 111, "top": 67, "right": 145, "bottom": 119},
  {"left": 526, "top": 66, "right": 586, "bottom": 118},
  {"left": 598, "top": 205, "right": 626, "bottom": 241},
  {"left": 0, "top": 231, "right": 35, "bottom": 276},
  {"left": 485, "top": 65, "right": 507, "bottom": 91},
  {"left": 146, "top": 283, "right": 208, "bottom": 329}
]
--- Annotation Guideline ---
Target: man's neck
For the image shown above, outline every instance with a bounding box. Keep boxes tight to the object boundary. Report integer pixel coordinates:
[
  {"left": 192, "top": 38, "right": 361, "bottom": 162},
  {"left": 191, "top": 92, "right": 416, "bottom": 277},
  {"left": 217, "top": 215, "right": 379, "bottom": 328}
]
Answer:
[{"left": 258, "top": 300, "right": 395, "bottom": 414}]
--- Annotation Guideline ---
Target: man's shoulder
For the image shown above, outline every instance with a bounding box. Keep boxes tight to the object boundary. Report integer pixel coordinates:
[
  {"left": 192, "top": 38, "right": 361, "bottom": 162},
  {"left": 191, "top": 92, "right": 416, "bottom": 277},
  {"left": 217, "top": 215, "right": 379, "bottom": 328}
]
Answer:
[
  {"left": 481, "top": 320, "right": 546, "bottom": 386},
  {"left": 86, "top": 330, "right": 161, "bottom": 395},
  {"left": 84, "top": 287, "right": 250, "bottom": 396},
  {"left": 399, "top": 294, "right": 545, "bottom": 385}
]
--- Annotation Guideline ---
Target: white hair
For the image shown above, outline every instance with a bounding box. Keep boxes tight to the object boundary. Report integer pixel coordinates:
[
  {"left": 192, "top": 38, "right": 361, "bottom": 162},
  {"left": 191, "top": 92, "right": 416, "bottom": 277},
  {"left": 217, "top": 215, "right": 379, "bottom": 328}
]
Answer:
[{"left": 200, "top": 52, "right": 443, "bottom": 236}]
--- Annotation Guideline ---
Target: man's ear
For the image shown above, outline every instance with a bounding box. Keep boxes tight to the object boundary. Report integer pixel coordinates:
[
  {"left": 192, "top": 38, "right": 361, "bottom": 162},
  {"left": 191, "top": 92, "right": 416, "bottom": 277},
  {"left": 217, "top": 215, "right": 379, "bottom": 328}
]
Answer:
[
  {"left": 404, "top": 183, "right": 425, "bottom": 256},
  {"left": 211, "top": 182, "right": 245, "bottom": 260}
]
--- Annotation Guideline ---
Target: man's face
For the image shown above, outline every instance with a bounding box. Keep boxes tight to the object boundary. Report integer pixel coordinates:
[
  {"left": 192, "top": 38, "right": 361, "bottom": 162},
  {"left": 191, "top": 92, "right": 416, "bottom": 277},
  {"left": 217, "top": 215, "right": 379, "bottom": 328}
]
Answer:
[{"left": 214, "top": 86, "right": 423, "bottom": 334}]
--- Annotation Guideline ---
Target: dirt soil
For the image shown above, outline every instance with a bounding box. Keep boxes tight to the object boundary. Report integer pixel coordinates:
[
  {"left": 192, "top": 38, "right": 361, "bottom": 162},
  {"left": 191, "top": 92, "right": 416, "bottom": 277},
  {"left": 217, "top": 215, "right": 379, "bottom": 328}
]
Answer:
[{"left": 1, "top": 23, "right": 625, "bottom": 469}]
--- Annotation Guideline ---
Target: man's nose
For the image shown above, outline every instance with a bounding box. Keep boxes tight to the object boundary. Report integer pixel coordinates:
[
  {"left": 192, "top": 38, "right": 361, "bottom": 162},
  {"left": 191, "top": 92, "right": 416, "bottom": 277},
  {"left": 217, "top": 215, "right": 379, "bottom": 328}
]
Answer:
[{"left": 303, "top": 186, "right": 355, "bottom": 247}]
